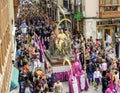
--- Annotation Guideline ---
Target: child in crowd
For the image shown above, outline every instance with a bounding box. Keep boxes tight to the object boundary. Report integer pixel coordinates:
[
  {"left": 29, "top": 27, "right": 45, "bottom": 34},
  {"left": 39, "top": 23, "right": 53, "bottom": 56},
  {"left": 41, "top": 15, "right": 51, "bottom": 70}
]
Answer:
[{"left": 93, "top": 68, "right": 101, "bottom": 90}]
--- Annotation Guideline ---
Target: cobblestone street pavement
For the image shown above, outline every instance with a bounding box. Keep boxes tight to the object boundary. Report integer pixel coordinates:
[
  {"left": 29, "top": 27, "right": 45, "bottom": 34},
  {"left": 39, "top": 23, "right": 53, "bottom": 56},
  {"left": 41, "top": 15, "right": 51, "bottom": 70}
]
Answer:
[{"left": 62, "top": 82, "right": 102, "bottom": 93}]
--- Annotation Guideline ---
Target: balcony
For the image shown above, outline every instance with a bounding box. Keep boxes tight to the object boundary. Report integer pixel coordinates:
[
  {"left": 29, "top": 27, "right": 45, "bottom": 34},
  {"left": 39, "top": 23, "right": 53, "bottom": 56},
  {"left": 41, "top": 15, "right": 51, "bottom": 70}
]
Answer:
[
  {"left": 99, "top": 11, "right": 120, "bottom": 18},
  {"left": 99, "top": 0, "right": 120, "bottom": 18}
]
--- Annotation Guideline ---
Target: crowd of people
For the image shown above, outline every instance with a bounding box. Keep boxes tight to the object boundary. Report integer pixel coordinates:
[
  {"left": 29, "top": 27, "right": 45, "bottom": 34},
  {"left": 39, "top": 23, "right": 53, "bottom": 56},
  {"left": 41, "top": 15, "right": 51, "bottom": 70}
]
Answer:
[
  {"left": 15, "top": 1, "right": 120, "bottom": 93},
  {"left": 16, "top": 2, "right": 64, "bottom": 93},
  {"left": 71, "top": 34, "right": 120, "bottom": 93}
]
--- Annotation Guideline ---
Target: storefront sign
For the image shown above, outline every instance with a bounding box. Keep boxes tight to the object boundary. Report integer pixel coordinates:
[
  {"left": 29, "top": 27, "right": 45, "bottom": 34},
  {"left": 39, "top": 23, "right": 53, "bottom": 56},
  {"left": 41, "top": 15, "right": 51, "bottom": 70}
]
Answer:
[{"left": 97, "top": 20, "right": 120, "bottom": 26}]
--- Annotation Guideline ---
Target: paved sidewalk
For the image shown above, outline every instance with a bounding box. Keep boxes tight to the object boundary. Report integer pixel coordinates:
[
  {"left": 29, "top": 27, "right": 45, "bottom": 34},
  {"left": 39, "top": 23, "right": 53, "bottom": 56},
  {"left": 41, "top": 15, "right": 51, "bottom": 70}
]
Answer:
[{"left": 62, "top": 82, "right": 102, "bottom": 93}]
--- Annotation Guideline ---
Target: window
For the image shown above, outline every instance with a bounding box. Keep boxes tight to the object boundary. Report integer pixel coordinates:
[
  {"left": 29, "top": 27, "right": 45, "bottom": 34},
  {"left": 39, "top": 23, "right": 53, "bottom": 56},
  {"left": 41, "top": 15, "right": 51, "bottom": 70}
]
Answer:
[
  {"left": 100, "top": 0, "right": 120, "bottom": 11},
  {"left": 117, "top": 26, "right": 120, "bottom": 32},
  {"left": 103, "top": 0, "right": 119, "bottom": 4},
  {"left": 100, "top": 0, "right": 104, "bottom": 5},
  {"left": 105, "top": 6, "right": 111, "bottom": 11},
  {"left": 106, "top": 0, "right": 111, "bottom": 4},
  {"left": 113, "top": 0, "right": 118, "bottom": 4},
  {"left": 100, "top": 7, "right": 104, "bottom": 12},
  {"left": 111, "top": 6, "right": 117, "bottom": 11},
  {"left": 63, "top": 0, "right": 68, "bottom": 9}
]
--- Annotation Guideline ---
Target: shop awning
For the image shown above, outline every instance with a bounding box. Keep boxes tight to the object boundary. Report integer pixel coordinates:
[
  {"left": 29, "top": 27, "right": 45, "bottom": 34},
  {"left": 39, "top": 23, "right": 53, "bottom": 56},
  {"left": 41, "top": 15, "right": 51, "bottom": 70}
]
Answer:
[{"left": 10, "top": 66, "right": 19, "bottom": 91}]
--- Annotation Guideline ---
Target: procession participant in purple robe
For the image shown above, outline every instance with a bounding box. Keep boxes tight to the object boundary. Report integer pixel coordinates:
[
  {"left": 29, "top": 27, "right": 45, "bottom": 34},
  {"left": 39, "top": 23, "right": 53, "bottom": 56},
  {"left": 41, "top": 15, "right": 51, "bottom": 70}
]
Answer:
[
  {"left": 68, "top": 58, "right": 82, "bottom": 93},
  {"left": 73, "top": 57, "right": 83, "bottom": 89},
  {"left": 68, "top": 74, "right": 79, "bottom": 93},
  {"left": 72, "top": 57, "right": 82, "bottom": 75},
  {"left": 68, "top": 75, "right": 74, "bottom": 93},
  {"left": 105, "top": 79, "right": 116, "bottom": 93}
]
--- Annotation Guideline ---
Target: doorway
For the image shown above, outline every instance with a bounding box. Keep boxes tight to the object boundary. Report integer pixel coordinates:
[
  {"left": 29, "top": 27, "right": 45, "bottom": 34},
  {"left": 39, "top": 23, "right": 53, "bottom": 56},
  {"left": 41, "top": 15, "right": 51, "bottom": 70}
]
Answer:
[{"left": 103, "top": 27, "right": 112, "bottom": 43}]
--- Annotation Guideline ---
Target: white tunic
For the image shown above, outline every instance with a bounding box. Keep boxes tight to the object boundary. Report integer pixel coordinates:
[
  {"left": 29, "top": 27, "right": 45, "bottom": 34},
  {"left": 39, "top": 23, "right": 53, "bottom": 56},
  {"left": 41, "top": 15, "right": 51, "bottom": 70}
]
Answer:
[
  {"left": 25, "top": 87, "right": 31, "bottom": 93},
  {"left": 80, "top": 74, "right": 85, "bottom": 90},
  {"left": 72, "top": 76, "right": 79, "bottom": 93}
]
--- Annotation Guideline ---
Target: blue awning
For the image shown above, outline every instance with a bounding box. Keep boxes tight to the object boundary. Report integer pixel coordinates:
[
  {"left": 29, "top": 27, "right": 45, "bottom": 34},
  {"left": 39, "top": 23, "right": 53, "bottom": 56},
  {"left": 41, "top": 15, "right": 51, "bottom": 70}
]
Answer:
[{"left": 10, "top": 66, "right": 19, "bottom": 91}]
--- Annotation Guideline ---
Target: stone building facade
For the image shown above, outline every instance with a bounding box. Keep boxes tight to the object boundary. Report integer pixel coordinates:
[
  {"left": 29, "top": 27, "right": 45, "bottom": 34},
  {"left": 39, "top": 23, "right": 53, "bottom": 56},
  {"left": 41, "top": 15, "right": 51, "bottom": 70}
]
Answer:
[{"left": 0, "top": 0, "right": 16, "bottom": 93}]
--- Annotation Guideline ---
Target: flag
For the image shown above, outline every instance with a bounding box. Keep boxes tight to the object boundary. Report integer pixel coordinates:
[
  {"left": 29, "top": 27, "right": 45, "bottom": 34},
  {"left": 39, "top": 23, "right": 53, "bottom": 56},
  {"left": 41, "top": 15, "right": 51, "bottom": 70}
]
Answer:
[
  {"left": 42, "top": 38, "right": 46, "bottom": 51},
  {"left": 34, "top": 32, "right": 40, "bottom": 49},
  {"left": 39, "top": 43, "right": 45, "bottom": 63},
  {"left": 34, "top": 32, "right": 45, "bottom": 63},
  {"left": 35, "top": 36, "right": 40, "bottom": 49}
]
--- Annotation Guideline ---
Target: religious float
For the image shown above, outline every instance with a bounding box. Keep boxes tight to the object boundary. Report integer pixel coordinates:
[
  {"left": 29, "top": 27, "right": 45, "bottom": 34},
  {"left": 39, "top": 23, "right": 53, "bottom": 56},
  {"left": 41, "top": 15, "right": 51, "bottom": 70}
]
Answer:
[
  {"left": 44, "top": 28, "right": 74, "bottom": 69},
  {"left": 44, "top": 4, "right": 74, "bottom": 73}
]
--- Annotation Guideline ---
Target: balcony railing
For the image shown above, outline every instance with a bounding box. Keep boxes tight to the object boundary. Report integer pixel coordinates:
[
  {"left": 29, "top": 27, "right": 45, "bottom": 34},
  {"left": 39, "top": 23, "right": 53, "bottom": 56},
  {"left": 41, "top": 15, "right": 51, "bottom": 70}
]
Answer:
[
  {"left": 100, "top": 4, "right": 120, "bottom": 7},
  {"left": 99, "top": 11, "right": 120, "bottom": 18}
]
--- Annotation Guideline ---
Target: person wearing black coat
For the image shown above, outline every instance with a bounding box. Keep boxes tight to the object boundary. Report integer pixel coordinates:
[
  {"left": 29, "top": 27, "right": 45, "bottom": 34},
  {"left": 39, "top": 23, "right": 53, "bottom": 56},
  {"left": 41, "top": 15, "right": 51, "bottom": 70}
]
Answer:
[
  {"left": 79, "top": 52, "right": 84, "bottom": 68},
  {"left": 101, "top": 71, "right": 108, "bottom": 93},
  {"left": 46, "top": 72, "right": 55, "bottom": 92},
  {"left": 115, "top": 39, "right": 119, "bottom": 58},
  {"left": 86, "top": 61, "right": 96, "bottom": 84}
]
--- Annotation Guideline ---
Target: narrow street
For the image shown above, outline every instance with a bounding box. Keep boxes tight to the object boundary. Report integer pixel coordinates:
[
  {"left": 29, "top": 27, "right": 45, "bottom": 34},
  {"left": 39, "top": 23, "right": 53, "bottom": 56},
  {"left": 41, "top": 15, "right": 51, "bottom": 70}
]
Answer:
[
  {"left": 14, "top": 1, "right": 120, "bottom": 93},
  {"left": 62, "top": 82, "right": 102, "bottom": 93}
]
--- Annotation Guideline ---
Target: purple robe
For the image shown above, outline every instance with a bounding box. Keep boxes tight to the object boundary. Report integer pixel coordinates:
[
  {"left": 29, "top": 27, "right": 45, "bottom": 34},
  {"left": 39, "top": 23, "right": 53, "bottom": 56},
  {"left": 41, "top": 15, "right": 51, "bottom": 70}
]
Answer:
[
  {"left": 54, "top": 72, "right": 64, "bottom": 82},
  {"left": 42, "top": 37, "right": 46, "bottom": 50},
  {"left": 72, "top": 60, "right": 82, "bottom": 75},
  {"left": 105, "top": 80, "right": 116, "bottom": 93},
  {"left": 105, "top": 88, "right": 116, "bottom": 93},
  {"left": 68, "top": 71, "right": 81, "bottom": 93},
  {"left": 39, "top": 41, "right": 45, "bottom": 63},
  {"left": 109, "top": 79, "right": 114, "bottom": 90},
  {"left": 85, "top": 77, "right": 89, "bottom": 91}
]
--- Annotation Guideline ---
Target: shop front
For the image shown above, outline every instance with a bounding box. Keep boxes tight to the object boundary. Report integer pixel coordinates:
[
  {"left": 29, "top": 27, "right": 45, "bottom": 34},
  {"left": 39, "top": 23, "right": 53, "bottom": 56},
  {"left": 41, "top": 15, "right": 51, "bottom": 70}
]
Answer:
[{"left": 96, "top": 19, "right": 120, "bottom": 45}]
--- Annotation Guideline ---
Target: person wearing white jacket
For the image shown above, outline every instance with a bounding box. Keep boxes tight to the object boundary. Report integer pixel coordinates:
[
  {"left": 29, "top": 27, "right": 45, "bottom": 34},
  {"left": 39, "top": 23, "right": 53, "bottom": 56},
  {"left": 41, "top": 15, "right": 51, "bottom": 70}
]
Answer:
[{"left": 94, "top": 68, "right": 102, "bottom": 86}]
